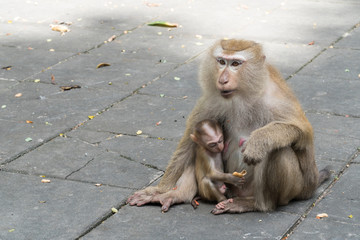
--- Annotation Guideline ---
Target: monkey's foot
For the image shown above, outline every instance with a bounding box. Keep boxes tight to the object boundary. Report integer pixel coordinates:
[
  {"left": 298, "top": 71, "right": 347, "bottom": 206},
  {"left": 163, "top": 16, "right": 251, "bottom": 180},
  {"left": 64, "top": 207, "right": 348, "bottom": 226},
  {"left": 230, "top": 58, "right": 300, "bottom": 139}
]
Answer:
[
  {"left": 191, "top": 196, "right": 201, "bottom": 209},
  {"left": 211, "top": 198, "right": 255, "bottom": 215},
  {"left": 211, "top": 198, "right": 234, "bottom": 214},
  {"left": 127, "top": 191, "right": 155, "bottom": 206},
  {"left": 127, "top": 187, "right": 162, "bottom": 206}
]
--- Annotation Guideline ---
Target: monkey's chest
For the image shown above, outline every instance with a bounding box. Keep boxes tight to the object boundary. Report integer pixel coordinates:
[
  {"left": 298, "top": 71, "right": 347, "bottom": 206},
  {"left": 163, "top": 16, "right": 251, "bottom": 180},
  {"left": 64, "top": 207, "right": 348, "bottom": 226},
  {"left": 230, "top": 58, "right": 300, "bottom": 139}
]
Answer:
[{"left": 223, "top": 133, "right": 249, "bottom": 173}]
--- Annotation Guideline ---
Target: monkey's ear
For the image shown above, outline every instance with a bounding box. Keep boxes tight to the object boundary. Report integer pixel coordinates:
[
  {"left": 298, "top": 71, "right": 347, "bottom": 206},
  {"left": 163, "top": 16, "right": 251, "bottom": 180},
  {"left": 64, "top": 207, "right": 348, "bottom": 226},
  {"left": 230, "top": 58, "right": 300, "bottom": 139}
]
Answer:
[{"left": 190, "top": 134, "right": 198, "bottom": 143}]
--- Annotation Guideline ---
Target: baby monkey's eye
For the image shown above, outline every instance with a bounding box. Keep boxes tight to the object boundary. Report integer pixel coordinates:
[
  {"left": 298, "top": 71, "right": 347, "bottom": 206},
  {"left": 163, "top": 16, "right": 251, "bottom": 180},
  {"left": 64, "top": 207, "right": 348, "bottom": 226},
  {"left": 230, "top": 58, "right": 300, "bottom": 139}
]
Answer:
[{"left": 208, "top": 143, "right": 217, "bottom": 148}]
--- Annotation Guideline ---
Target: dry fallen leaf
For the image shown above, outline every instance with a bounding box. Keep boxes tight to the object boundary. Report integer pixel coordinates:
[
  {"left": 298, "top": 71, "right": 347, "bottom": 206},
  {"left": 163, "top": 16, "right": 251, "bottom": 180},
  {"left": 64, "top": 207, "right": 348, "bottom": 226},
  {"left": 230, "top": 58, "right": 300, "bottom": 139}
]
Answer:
[
  {"left": 51, "top": 74, "right": 56, "bottom": 85},
  {"left": 145, "top": 2, "right": 160, "bottom": 7},
  {"left": 96, "top": 63, "right": 111, "bottom": 69},
  {"left": 2, "top": 66, "right": 12, "bottom": 70},
  {"left": 316, "top": 213, "right": 328, "bottom": 219},
  {"left": 50, "top": 24, "right": 70, "bottom": 35},
  {"left": 60, "top": 85, "right": 81, "bottom": 91},
  {"left": 147, "top": 21, "right": 178, "bottom": 28},
  {"left": 108, "top": 35, "right": 117, "bottom": 42}
]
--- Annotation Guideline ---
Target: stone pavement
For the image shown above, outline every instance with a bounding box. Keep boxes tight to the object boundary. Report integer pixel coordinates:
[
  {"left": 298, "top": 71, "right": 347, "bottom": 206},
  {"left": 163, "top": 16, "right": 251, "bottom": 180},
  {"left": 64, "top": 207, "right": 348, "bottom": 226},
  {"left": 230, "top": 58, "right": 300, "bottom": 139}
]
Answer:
[{"left": 0, "top": 0, "right": 359, "bottom": 239}]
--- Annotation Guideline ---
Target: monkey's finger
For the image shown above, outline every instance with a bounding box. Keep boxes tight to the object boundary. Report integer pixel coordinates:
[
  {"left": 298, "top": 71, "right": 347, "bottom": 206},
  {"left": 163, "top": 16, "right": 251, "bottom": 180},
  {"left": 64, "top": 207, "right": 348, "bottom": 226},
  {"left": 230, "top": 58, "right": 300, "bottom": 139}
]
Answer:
[
  {"left": 211, "top": 205, "right": 229, "bottom": 215},
  {"left": 126, "top": 195, "right": 137, "bottom": 204}
]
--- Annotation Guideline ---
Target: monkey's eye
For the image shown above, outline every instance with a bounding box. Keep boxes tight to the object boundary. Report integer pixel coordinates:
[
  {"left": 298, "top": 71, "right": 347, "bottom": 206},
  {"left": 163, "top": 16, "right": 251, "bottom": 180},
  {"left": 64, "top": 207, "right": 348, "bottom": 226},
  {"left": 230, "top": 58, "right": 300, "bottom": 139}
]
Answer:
[
  {"left": 231, "top": 60, "right": 242, "bottom": 67},
  {"left": 208, "top": 143, "right": 217, "bottom": 148},
  {"left": 217, "top": 58, "right": 226, "bottom": 65}
]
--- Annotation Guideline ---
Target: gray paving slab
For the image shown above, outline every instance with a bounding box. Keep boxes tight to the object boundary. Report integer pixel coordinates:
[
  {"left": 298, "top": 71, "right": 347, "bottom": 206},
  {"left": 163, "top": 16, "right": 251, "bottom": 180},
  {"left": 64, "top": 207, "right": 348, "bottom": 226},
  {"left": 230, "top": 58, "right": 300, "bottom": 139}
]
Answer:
[
  {"left": 4, "top": 137, "right": 102, "bottom": 178},
  {"left": 0, "top": 171, "right": 131, "bottom": 240},
  {"left": 0, "top": 47, "right": 73, "bottom": 81},
  {"left": 263, "top": 42, "right": 323, "bottom": 78},
  {"left": 1, "top": 0, "right": 360, "bottom": 239},
  {"left": 103, "top": 24, "right": 213, "bottom": 64},
  {"left": 335, "top": 25, "right": 360, "bottom": 49},
  {"left": 238, "top": 0, "right": 360, "bottom": 46},
  {"left": 98, "top": 134, "right": 177, "bottom": 171},
  {"left": 289, "top": 217, "right": 360, "bottom": 240},
  {"left": 67, "top": 150, "right": 163, "bottom": 189},
  {"left": 308, "top": 113, "right": 360, "bottom": 140},
  {"left": 294, "top": 48, "right": 360, "bottom": 80},
  {"left": 289, "top": 74, "right": 360, "bottom": 116},
  {"left": 80, "top": 202, "right": 299, "bottom": 240},
  {"left": 30, "top": 49, "right": 175, "bottom": 94},
  {"left": 0, "top": 81, "right": 126, "bottom": 164},
  {"left": 139, "top": 58, "right": 202, "bottom": 99},
  {"left": 81, "top": 94, "right": 196, "bottom": 141},
  {"left": 67, "top": 129, "right": 177, "bottom": 171},
  {"left": 289, "top": 162, "right": 360, "bottom": 240},
  {"left": 306, "top": 113, "right": 360, "bottom": 162}
]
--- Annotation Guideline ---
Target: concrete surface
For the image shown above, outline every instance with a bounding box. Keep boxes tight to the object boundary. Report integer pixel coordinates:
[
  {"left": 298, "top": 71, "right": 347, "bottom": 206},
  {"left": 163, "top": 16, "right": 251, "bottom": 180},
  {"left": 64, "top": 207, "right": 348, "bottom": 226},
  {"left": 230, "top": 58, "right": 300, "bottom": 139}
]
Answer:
[{"left": 1, "top": 0, "right": 359, "bottom": 239}]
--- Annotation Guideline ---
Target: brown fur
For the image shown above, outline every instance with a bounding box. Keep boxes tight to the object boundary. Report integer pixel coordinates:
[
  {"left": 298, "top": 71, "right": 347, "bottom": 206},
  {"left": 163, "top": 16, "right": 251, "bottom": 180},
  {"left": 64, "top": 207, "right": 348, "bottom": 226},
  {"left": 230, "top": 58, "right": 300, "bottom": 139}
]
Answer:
[
  {"left": 191, "top": 120, "right": 244, "bottom": 206},
  {"left": 127, "top": 39, "right": 331, "bottom": 213}
]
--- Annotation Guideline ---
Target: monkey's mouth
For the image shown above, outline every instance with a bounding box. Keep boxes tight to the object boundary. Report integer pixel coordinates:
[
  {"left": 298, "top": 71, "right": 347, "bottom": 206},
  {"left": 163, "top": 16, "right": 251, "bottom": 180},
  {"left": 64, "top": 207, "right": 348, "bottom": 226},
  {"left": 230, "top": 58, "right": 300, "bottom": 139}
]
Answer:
[{"left": 220, "top": 90, "right": 234, "bottom": 97}]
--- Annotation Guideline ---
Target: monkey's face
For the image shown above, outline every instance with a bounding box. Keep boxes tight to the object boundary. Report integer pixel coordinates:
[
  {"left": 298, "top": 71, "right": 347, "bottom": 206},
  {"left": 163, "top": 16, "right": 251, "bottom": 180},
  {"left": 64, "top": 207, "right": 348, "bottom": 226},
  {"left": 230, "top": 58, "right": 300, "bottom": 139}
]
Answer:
[
  {"left": 210, "top": 39, "right": 265, "bottom": 99},
  {"left": 215, "top": 56, "right": 244, "bottom": 98},
  {"left": 201, "top": 127, "right": 224, "bottom": 153}
]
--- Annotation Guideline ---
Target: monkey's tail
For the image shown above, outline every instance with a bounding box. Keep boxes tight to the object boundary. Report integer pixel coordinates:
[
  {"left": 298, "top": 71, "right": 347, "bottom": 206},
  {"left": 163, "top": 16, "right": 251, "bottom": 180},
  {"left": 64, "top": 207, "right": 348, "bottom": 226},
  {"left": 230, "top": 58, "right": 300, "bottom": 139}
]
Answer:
[{"left": 317, "top": 165, "right": 332, "bottom": 187}]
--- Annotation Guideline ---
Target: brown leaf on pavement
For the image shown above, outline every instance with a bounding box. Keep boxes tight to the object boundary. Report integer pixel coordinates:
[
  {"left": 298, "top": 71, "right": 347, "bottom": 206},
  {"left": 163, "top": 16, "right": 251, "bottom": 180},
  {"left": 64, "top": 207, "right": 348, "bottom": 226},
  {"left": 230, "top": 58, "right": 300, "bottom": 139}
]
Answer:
[{"left": 60, "top": 85, "right": 81, "bottom": 91}]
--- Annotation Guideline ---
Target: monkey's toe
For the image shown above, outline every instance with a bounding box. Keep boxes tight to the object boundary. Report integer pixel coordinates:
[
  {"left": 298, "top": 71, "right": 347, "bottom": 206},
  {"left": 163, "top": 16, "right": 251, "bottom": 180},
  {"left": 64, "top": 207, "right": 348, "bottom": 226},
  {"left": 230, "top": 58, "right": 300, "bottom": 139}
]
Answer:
[{"left": 160, "top": 197, "right": 173, "bottom": 212}]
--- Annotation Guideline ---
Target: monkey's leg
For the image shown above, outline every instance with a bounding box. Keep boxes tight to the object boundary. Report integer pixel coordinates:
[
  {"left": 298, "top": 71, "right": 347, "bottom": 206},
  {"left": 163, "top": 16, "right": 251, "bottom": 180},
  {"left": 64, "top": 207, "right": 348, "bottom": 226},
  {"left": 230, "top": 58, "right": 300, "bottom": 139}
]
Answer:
[
  {"left": 254, "top": 147, "right": 305, "bottom": 211},
  {"left": 156, "top": 166, "right": 197, "bottom": 212},
  {"left": 211, "top": 197, "right": 255, "bottom": 215}
]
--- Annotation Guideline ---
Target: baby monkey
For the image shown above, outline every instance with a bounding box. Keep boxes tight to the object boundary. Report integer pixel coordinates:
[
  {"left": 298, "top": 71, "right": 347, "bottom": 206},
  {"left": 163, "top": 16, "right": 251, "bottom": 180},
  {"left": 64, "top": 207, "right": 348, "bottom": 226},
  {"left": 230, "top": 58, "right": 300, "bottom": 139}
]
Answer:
[{"left": 190, "top": 119, "right": 245, "bottom": 208}]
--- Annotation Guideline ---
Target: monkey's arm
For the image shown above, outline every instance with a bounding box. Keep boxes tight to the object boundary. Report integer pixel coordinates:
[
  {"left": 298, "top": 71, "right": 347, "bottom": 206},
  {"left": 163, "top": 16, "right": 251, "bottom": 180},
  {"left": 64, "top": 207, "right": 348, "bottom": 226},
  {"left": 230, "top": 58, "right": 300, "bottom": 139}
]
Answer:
[{"left": 243, "top": 121, "right": 312, "bottom": 165}]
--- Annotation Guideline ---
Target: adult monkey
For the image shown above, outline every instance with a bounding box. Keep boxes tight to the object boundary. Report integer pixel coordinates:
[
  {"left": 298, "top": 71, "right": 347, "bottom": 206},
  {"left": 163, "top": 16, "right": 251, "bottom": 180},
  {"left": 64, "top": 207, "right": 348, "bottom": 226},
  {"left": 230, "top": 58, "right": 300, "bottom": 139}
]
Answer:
[{"left": 127, "top": 39, "right": 330, "bottom": 214}]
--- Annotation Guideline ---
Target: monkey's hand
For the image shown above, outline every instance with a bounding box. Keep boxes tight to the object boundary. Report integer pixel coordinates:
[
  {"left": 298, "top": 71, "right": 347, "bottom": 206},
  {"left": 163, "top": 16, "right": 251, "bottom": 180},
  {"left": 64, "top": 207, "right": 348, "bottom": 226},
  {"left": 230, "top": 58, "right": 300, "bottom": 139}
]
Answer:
[
  {"left": 242, "top": 137, "right": 267, "bottom": 165},
  {"left": 227, "top": 174, "right": 245, "bottom": 186}
]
